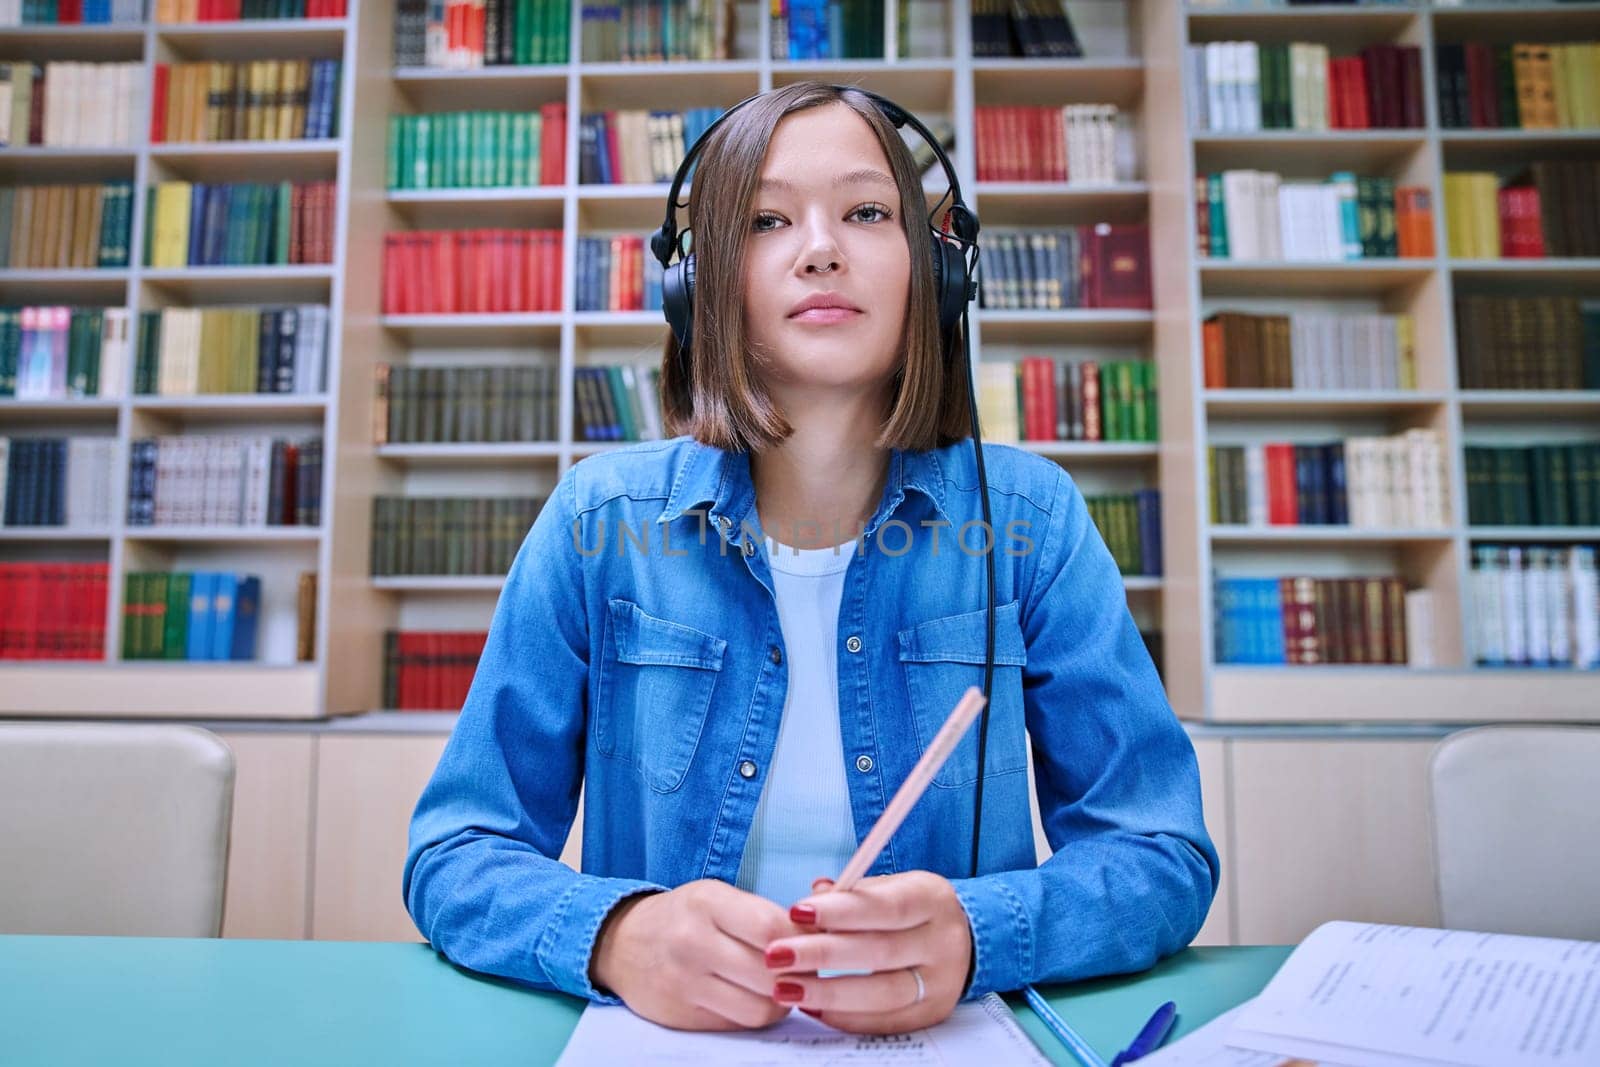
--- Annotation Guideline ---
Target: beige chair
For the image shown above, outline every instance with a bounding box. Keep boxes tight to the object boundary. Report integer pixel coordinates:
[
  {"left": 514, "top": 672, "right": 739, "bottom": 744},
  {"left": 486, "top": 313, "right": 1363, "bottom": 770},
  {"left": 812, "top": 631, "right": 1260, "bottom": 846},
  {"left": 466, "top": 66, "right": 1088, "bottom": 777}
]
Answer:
[
  {"left": 1428, "top": 724, "right": 1600, "bottom": 941},
  {"left": 0, "top": 722, "right": 235, "bottom": 937}
]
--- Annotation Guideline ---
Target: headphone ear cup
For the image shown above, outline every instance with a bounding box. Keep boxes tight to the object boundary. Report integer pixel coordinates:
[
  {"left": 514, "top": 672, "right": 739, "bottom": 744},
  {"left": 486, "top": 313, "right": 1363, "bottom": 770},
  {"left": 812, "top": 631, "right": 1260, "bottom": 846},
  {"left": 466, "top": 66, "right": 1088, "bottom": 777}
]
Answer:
[
  {"left": 930, "top": 235, "right": 970, "bottom": 349},
  {"left": 663, "top": 252, "right": 695, "bottom": 356}
]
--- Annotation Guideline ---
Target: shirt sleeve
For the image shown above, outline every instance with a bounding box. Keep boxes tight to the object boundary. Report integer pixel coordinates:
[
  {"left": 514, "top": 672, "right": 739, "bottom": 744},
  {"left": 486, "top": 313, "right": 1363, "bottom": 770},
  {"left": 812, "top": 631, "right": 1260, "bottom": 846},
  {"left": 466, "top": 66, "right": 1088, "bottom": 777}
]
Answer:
[
  {"left": 948, "top": 466, "right": 1220, "bottom": 998},
  {"left": 402, "top": 468, "right": 667, "bottom": 1002}
]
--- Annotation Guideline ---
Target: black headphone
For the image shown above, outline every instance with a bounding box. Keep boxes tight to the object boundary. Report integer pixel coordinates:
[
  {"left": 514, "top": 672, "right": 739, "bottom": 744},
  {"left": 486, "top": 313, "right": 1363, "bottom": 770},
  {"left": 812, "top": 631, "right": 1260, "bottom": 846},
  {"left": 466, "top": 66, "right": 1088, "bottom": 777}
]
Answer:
[{"left": 651, "top": 85, "right": 998, "bottom": 882}]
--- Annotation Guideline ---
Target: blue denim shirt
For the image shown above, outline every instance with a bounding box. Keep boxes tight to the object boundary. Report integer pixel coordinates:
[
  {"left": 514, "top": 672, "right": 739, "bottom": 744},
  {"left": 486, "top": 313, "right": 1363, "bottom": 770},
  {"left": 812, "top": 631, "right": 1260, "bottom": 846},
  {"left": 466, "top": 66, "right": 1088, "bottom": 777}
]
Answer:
[{"left": 403, "top": 434, "right": 1219, "bottom": 1003}]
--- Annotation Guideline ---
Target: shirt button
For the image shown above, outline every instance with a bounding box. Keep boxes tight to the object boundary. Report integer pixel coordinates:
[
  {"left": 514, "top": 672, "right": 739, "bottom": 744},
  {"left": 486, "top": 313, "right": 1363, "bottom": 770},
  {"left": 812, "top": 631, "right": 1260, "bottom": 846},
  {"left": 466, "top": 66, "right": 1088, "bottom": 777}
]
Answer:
[
  {"left": 742, "top": 540, "right": 756, "bottom": 557},
  {"left": 855, "top": 755, "right": 874, "bottom": 773},
  {"left": 845, "top": 635, "right": 862, "bottom": 653},
  {"left": 739, "top": 760, "right": 758, "bottom": 779},
  {"left": 769, "top": 646, "right": 782, "bottom": 665}
]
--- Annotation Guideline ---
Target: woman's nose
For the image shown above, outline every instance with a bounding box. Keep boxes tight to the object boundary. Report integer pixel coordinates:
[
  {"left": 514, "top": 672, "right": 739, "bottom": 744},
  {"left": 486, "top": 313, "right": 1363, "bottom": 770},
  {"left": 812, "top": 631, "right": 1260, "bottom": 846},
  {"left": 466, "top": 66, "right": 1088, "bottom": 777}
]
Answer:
[{"left": 798, "top": 219, "right": 844, "bottom": 275}]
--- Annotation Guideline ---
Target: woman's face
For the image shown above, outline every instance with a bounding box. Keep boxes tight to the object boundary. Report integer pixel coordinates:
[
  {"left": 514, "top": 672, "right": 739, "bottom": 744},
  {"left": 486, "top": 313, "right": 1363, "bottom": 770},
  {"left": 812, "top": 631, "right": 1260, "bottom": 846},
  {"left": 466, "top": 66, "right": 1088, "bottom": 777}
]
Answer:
[{"left": 741, "top": 103, "right": 911, "bottom": 398}]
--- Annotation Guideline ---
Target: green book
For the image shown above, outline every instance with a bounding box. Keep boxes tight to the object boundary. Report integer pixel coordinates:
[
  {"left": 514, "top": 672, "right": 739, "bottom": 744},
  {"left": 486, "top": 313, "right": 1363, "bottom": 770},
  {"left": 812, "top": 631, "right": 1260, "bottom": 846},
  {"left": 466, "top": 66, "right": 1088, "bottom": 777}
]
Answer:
[
  {"left": 387, "top": 115, "right": 403, "bottom": 189},
  {"left": 164, "top": 572, "right": 191, "bottom": 660},
  {"left": 276, "top": 181, "right": 294, "bottom": 265},
  {"left": 607, "top": 366, "right": 637, "bottom": 440},
  {"left": 142, "top": 185, "right": 158, "bottom": 267},
  {"left": 1375, "top": 177, "right": 1397, "bottom": 258},
  {"left": 1207, "top": 173, "right": 1227, "bottom": 258},
  {"left": 1356, "top": 176, "right": 1379, "bottom": 259},
  {"left": 1495, "top": 44, "right": 1519, "bottom": 128},
  {"left": 122, "top": 573, "right": 142, "bottom": 659}
]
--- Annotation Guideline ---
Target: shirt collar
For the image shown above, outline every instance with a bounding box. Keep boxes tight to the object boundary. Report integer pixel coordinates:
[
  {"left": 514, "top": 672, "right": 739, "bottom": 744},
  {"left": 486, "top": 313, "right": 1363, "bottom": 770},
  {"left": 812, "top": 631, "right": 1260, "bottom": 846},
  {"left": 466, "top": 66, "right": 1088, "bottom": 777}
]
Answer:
[{"left": 658, "top": 437, "right": 950, "bottom": 537}]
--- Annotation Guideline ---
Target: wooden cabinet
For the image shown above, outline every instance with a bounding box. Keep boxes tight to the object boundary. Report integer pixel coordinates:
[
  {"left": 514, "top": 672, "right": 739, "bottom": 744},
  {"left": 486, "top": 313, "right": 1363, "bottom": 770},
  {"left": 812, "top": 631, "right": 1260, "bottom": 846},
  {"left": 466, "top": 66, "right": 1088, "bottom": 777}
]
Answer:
[
  {"left": 311, "top": 735, "right": 448, "bottom": 941},
  {"left": 215, "top": 732, "right": 315, "bottom": 940},
  {"left": 215, "top": 729, "right": 1446, "bottom": 950},
  {"left": 1228, "top": 738, "right": 1439, "bottom": 945},
  {"left": 307, "top": 734, "right": 584, "bottom": 942},
  {"left": 1191, "top": 739, "right": 1233, "bottom": 946}
]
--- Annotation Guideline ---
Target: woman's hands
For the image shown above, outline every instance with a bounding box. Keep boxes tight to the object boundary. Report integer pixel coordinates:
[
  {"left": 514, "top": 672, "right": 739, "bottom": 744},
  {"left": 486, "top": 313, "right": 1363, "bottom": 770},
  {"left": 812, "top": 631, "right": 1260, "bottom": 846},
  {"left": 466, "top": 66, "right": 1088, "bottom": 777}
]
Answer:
[
  {"left": 589, "top": 879, "right": 806, "bottom": 1031},
  {"left": 588, "top": 872, "right": 975, "bottom": 1035},
  {"left": 764, "top": 871, "right": 974, "bottom": 1034}
]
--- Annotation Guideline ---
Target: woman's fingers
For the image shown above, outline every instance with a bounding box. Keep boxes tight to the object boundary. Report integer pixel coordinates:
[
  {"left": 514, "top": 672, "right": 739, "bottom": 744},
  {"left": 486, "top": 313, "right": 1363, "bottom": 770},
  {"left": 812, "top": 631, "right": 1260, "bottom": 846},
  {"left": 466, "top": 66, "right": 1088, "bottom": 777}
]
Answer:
[
  {"left": 790, "top": 871, "right": 945, "bottom": 932},
  {"left": 772, "top": 967, "right": 926, "bottom": 1015},
  {"left": 691, "top": 973, "right": 790, "bottom": 1031},
  {"left": 766, "top": 927, "right": 925, "bottom": 974},
  {"left": 707, "top": 884, "right": 802, "bottom": 950}
]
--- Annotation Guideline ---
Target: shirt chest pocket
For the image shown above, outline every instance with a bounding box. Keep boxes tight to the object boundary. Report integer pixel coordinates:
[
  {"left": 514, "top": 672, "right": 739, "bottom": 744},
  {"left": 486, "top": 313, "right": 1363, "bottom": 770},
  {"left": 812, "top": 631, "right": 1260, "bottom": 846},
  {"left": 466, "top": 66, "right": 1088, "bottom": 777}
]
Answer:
[
  {"left": 896, "top": 599, "right": 1028, "bottom": 790},
  {"left": 595, "top": 598, "right": 728, "bottom": 794}
]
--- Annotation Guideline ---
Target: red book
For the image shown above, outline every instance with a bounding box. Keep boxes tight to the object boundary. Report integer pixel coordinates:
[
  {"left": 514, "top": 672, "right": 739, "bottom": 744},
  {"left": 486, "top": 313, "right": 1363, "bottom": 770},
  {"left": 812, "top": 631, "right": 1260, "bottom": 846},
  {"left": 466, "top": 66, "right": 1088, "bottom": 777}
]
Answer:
[
  {"left": 383, "top": 234, "right": 400, "bottom": 313},
  {"left": 1080, "top": 361, "right": 1102, "bottom": 441},
  {"left": 1328, "top": 59, "right": 1346, "bottom": 128},
  {"left": 972, "top": 109, "right": 985, "bottom": 181},
  {"left": 398, "top": 632, "right": 421, "bottom": 708},
  {"left": 1348, "top": 56, "right": 1370, "bottom": 129},
  {"left": 1498, "top": 187, "right": 1520, "bottom": 256},
  {"left": 1019, "top": 358, "right": 1041, "bottom": 440},
  {"left": 1520, "top": 187, "right": 1545, "bottom": 257},
  {"left": 493, "top": 230, "right": 511, "bottom": 313},
  {"left": 1083, "top": 223, "right": 1152, "bottom": 309},
  {"left": 542, "top": 230, "right": 561, "bottom": 311},
  {"left": 1401, "top": 46, "right": 1423, "bottom": 127},
  {"left": 1203, "top": 319, "right": 1225, "bottom": 388},
  {"left": 473, "top": 230, "right": 492, "bottom": 313},
  {"left": 1266, "top": 443, "right": 1298, "bottom": 525},
  {"left": 1029, "top": 108, "right": 1047, "bottom": 182},
  {"left": 627, "top": 235, "right": 643, "bottom": 310},
  {"left": 507, "top": 231, "right": 527, "bottom": 313},
  {"left": 531, "top": 231, "right": 550, "bottom": 313},
  {"left": 540, "top": 103, "right": 565, "bottom": 186},
  {"left": 410, "top": 233, "right": 428, "bottom": 313},
  {"left": 1049, "top": 107, "right": 1062, "bottom": 182},
  {"left": 151, "top": 65, "right": 169, "bottom": 142}
]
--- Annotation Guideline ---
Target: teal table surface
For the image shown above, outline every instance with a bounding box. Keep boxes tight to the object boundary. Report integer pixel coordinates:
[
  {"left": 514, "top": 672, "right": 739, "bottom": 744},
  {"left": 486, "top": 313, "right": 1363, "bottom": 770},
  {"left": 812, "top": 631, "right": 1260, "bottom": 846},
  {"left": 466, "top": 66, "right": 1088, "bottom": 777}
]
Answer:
[{"left": 0, "top": 936, "right": 1292, "bottom": 1066}]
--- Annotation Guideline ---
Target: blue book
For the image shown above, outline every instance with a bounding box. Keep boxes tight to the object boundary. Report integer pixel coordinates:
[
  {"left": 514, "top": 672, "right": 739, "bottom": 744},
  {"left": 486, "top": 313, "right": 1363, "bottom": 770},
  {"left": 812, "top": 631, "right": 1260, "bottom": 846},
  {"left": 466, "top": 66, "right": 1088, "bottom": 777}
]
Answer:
[
  {"left": 594, "top": 115, "right": 613, "bottom": 184},
  {"left": 230, "top": 577, "right": 262, "bottom": 661},
  {"left": 1260, "top": 578, "right": 1287, "bottom": 664},
  {"left": 209, "top": 573, "right": 239, "bottom": 661},
  {"left": 1326, "top": 443, "right": 1349, "bottom": 525},
  {"left": 185, "top": 572, "right": 215, "bottom": 661},
  {"left": 186, "top": 184, "right": 208, "bottom": 267},
  {"left": 1135, "top": 489, "right": 1163, "bottom": 577}
]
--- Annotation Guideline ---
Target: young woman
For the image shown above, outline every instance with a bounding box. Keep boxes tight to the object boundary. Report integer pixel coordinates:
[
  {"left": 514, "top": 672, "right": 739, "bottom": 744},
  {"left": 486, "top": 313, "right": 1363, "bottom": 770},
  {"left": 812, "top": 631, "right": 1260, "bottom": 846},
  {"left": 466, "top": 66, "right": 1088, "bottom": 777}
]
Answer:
[{"left": 404, "top": 81, "right": 1218, "bottom": 1037}]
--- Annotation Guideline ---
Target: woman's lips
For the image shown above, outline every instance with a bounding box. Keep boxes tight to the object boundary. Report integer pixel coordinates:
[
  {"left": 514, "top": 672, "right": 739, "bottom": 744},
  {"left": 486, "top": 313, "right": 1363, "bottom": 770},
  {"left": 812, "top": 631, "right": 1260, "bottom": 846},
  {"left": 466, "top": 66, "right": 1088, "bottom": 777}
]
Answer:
[{"left": 789, "top": 307, "right": 862, "bottom": 324}]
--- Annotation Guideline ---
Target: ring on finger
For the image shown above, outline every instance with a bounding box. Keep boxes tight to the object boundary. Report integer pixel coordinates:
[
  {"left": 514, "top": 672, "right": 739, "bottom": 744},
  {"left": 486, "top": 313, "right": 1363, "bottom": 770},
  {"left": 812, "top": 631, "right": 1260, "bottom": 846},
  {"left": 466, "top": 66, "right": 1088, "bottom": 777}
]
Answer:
[{"left": 909, "top": 966, "right": 926, "bottom": 1005}]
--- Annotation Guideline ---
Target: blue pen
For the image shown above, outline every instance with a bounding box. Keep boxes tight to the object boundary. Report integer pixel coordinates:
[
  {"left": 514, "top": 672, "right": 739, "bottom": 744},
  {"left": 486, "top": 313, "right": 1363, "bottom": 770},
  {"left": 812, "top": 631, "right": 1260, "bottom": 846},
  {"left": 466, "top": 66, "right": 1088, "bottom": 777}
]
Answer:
[
  {"left": 1023, "top": 984, "right": 1109, "bottom": 1067},
  {"left": 1111, "top": 1001, "right": 1178, "bottom": 1066}
]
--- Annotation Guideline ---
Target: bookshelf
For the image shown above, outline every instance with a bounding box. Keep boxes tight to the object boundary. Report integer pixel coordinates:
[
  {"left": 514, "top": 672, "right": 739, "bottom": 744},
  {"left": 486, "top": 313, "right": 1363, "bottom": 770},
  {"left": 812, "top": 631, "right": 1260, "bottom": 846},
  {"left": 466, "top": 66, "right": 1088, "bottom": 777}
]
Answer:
[
  {"left": 0, "top": 14, "right": 356, "bottom": 715},
  {"left": 1157, "top": 0, "right": 1600, "bottom": 723},
  {"left": 4, "top": 0, "right": 1596, "bottom": 727}
]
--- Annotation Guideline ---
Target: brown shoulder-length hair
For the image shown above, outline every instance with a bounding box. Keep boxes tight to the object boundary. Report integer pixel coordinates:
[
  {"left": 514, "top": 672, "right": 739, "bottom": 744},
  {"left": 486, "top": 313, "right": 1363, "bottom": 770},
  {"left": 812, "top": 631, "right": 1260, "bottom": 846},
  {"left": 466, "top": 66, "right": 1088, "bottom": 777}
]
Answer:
[{"left": 658, "top": 81, "right": 972, "bottom": 453}]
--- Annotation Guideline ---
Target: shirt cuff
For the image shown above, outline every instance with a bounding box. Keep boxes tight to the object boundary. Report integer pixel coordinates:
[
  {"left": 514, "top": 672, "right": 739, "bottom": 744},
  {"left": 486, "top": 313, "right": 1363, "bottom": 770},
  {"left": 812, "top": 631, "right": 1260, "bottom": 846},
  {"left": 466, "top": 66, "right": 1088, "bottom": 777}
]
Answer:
[
  {"left": 951, "top": 872, "right": 1035, "bottom": 999},
  {"left": 534, "top": 876, "right": 667, "bottom": 1003}
]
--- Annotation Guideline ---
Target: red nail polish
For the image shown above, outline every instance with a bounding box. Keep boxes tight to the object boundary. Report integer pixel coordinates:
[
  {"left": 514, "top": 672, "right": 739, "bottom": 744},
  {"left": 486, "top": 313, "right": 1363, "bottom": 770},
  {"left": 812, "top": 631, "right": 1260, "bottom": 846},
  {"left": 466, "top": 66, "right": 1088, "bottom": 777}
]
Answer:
[
  {"left": 765, "top": 945, "right": 796, "bottom": 968},
  {"left": 774, "top": 981, "right": 805, "bottom": 1004},
  {"left": 790, "top": 904, "right": 817, "bottom": 925},
  {"left": 799, "top": 1008, "right": 823, "bottom": 1018}
]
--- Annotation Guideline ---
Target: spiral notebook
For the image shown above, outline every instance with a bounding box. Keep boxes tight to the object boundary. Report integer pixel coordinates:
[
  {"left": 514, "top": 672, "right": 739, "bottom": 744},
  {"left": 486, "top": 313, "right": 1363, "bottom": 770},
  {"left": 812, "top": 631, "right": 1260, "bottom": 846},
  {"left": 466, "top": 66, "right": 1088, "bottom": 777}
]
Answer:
[{"left": 555, "top": 991, "right": 1051, "bottom": 1065}]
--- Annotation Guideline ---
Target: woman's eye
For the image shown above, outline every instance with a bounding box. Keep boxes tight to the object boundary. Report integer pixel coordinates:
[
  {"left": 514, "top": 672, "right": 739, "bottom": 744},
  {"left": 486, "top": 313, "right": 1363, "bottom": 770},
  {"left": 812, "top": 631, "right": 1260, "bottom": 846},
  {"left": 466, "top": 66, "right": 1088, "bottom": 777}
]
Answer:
[{"left": 750, "top": 204, "right": 895, "bottom": 232}]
